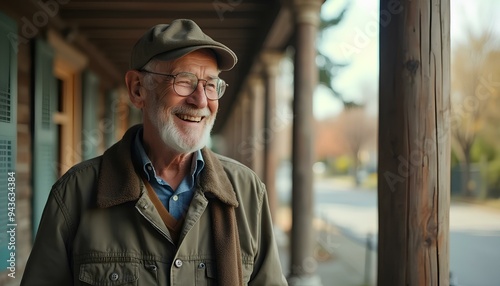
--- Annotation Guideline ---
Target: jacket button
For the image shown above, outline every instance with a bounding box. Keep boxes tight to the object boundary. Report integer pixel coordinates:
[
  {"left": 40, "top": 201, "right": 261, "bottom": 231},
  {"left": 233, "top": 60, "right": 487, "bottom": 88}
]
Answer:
[
  {"left": 174, "top": 259, "right": 183, "bottom": 268},
  {"left": 198, "top": 262, "right": 206, "bottom": 269},
  {"left": 109, "top": 272, "right": 119, "bottom": 281}
]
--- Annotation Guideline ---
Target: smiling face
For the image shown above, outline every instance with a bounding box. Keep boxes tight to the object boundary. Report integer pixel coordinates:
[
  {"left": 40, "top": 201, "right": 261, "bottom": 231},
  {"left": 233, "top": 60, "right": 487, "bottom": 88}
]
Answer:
[{"left": 141, "top": 49, "right": 220, "bottom": 153}]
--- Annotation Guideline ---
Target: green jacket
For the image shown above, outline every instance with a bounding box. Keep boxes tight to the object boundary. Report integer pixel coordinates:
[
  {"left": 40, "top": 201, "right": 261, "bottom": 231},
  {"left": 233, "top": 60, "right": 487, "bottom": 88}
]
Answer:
[{"left": 21, "top": 125, "right": 287, "bottom": 285}]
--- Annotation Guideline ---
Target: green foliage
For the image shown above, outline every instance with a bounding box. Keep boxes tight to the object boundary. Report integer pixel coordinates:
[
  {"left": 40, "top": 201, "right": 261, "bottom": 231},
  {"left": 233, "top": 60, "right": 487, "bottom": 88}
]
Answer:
[
  {"left": 317, "top": 1, "right": 350, "bottom": 104},
  {"left": 466, "top": 136, "right": 500, "bottom": 198},
  {"left": 317, "top": 51, "right": 346, "bottom": 99},
  {"left": 451, "top": 149, "right": 461, "bottom": 167},
  {"left": 486, "top": 159, "right": 500, "bottom": 198},
  {"left": 471, "top": 137, "right": 496, "bottom": 162},
  {"left": 332, "top": 155, "right": 352, "bottom": 175},
  {"left": 319, "top": 156, "right": 353, "bottom": 176},
  {"left": 344, "top": 101, "right": 365, "bottom": 109}
]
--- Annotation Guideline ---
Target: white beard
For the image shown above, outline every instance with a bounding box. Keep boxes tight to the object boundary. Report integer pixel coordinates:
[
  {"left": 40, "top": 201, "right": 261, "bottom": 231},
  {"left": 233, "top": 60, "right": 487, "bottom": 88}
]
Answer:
[{"left": 148, "top": 104, "right": 215, "bottom": 153}]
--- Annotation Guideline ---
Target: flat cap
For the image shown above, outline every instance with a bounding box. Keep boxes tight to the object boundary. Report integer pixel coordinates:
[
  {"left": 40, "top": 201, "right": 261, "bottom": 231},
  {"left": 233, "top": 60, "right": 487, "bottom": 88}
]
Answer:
[{"left": 130, "top": 19, "right": 237, "bottom": 71}]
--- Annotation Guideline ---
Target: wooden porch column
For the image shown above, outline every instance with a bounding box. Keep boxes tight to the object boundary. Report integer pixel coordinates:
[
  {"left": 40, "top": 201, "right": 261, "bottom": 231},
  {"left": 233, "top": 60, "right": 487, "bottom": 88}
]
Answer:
[
  {"left": 261, "top": 52, "right": 282, "bottom": 223},
  {"left": 378, "top": 0, "right": 450, "bottom": 285},
  {"left": 246, "top": 74, "right": 265, "bottom": 179},
  {"left": 288, "top": 0, "right": 323, "bottom": 285},
  {"left": 234, "top": 101, "right": 244, "bottom": 162},
  {"left": 225, "top": 106, "right": 237, "bottom": 158},
  {"left": 240, "top": 90, "right": 252, "bottom": 167}
]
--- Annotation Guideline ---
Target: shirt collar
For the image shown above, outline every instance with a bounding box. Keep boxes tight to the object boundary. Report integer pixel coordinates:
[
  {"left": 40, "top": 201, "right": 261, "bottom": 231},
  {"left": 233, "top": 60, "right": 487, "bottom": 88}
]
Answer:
[
  {"left": 97, "top": 125, "right": 237, "bottom": 208},
  {"left": 133, "top": 127, "right": 205, "bottom": 182}
]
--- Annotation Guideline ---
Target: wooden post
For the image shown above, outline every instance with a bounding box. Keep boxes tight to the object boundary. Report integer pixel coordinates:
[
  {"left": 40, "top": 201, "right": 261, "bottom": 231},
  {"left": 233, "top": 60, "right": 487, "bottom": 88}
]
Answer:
[
  {"left": 246, "top": 74, "right": 265, "bottom": 179},
  {"left": 288, "top": 0, "right": 323, "bottom": 285},
  {"left": 262, "top": 52, "right": 282, "bottom": 223},
  {"left": 377, "top": 0, "right": 450, "bottom": 285}
]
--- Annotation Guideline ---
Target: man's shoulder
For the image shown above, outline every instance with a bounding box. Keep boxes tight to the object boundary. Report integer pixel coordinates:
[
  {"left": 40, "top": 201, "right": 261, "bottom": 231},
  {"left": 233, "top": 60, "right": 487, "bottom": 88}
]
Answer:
[
  {"left": 213, "top": 152, "right": 243, "bottom": 167},
  {"left": 211, "top": 152, "right": 265, "bottom": 190},
  {"left": 53, "top": 156, "right": 102, "bottom": 190},
  {"left": 213, "top": 153, "right": 257, "bottom": 176}
]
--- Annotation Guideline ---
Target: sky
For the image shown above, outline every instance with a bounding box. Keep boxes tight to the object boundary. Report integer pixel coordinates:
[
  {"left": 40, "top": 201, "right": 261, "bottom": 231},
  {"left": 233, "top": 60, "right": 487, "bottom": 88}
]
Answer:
[
  {"left": 314, "top": 0, "right": 379, "bottom": 119},
  {"left": 314, "top": 0, "right": 500, "bottom": 120}
]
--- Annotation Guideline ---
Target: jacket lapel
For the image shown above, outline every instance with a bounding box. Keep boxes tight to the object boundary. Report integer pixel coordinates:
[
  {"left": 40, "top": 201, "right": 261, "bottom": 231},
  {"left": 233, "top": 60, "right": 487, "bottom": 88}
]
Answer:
[
  {"left": 96, "top": 125, "right": 143, "bottom": 208},
  {"left": 199, "top": 148, "right": 239, "bottom": 207}
]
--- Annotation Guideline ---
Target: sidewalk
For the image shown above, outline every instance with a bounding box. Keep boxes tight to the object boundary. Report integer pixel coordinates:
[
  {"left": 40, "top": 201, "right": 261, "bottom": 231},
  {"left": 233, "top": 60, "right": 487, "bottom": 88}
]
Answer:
[{"left": 276, "top": 208, "right": 377, "bottom": 286}]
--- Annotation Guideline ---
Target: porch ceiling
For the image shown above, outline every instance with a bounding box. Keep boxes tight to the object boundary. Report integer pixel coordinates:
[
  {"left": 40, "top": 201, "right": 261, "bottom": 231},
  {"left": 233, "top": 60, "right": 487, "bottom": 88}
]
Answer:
[{"left": 55, "top": 0, "right": 292, "bottom": 133}]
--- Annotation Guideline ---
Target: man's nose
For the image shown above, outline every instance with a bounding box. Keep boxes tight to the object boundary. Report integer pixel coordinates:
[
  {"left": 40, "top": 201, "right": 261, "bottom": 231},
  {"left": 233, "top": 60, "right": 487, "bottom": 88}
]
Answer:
[{"left": 185, "top": 82, "right": 208, "bottom": 108}]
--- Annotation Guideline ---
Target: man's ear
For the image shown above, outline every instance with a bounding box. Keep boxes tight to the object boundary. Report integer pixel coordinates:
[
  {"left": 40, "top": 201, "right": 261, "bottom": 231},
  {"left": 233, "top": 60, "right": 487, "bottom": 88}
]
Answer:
[{"left": 125, "top": 70, "right": 145, "bottom": 109}]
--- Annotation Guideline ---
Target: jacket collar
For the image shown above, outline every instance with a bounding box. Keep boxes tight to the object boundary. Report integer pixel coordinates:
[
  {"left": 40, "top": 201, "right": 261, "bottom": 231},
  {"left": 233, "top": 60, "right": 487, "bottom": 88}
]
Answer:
[{"left": 96, "top": 125, "right": 238, "bottom": 208}]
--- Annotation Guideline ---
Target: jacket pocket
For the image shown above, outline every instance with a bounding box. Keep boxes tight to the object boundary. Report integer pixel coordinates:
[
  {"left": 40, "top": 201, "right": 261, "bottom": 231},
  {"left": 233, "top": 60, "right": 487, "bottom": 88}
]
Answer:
[
  {"left": 195, "top": 260, "right": 253, "bottom": 286},
  {"left": 195, "top": 260, "right": 216, "bottom": 286},
  {"left": 79, "top": 262, "right": 139, "bottom": 285}
]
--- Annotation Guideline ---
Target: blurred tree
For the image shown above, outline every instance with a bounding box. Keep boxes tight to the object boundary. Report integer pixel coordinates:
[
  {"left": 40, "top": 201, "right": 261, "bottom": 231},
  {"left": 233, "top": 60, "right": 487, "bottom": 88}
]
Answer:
[
  {"left": 451, "top": 27, "right": 498, "bottom": 196},
  {"left": 478, "top": 50, "right": 500, "bottom": 198},
  {"left": 336, "top": 105, "right": 377, "bottom": 186},
  {"left": 480, "top": 51, "right": 500, "bottom": 145},
  {"left": 317, "top": 1, "right": 350, "bottom": 104}
]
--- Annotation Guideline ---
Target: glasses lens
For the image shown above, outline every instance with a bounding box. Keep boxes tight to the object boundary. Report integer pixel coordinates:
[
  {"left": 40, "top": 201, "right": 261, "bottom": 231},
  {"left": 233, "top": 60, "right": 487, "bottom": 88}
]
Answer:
[
  {"left": 173, "top": 72, "right": 225, "bottom": 100},
  {"left": 205, "top": 78, "right": 223, "bottom": 100},
  {"left": 217, "top": 79, "right": 226, "bottom": 99},
  {"left": 173, "top": 72, "right": 197, "bottom": 96}
]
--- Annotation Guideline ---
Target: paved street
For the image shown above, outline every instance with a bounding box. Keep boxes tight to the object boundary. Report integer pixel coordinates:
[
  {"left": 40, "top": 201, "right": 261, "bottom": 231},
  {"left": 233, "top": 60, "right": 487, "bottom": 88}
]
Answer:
[
  {"left": 278, "top": 171, "right": 500, "bottom": 286},
  {"left": 306, "top": 178, "right": 500, "bottom": 286}
]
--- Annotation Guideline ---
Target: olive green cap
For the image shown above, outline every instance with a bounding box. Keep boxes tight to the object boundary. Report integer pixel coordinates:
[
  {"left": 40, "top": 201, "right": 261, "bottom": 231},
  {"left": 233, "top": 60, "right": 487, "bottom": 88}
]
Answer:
[{"left": 130, "top": 19, "right": 237, "bottom": 71}]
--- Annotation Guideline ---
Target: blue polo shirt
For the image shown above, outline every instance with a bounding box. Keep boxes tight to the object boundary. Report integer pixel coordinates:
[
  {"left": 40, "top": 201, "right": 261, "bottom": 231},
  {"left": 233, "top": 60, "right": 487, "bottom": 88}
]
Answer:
[{"left": 133, "top": 128, "right": 204, "bottom": 220}]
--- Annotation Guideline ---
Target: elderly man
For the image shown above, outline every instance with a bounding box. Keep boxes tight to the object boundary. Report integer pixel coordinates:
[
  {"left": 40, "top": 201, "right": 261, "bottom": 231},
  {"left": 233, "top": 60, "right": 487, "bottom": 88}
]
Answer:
[{"left": 21, "top": 19, "right": 287, "bottom": 285}]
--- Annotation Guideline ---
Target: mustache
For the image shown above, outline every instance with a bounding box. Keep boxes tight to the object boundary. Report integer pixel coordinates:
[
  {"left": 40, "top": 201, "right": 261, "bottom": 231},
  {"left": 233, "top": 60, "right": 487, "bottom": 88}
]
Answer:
[{"left": 170, "top": 105, "right": 213, "bottom": 117}]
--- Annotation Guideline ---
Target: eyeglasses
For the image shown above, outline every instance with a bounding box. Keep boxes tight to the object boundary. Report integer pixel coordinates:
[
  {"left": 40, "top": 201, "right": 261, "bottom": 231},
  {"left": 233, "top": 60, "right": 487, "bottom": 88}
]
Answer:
[{"left": 141, "top": 70, "right": 228, "bottom": 100}]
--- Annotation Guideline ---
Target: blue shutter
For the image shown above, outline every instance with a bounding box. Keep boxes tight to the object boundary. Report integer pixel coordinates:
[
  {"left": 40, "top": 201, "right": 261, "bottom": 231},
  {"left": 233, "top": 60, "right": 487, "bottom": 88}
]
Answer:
[
  {"left": 0, "top": 12, "right": 17, "bottom": 270},
  {"left": 82, "top": 70, "right": 100, "bottom": 160},
  {"left": 32, "top": 39, "right": 58, "bottom": 235}
]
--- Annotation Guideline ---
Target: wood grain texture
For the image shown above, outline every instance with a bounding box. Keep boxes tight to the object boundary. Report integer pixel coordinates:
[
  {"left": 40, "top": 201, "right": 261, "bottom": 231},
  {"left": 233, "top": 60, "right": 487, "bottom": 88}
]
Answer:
[{"left": 377, "top": 0, "right": 450, "bottom": 285}]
